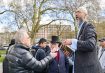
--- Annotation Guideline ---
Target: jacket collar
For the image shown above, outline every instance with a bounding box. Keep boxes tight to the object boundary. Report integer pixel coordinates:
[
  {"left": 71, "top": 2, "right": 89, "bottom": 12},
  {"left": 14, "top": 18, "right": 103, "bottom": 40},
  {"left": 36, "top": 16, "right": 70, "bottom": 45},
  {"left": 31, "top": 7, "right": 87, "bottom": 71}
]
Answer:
[
  {"left": 77, "top": 21, "right": 87, "bottom": 39},
  {"left": 15, "top": 44, "right": 30, "bottom": 51}
]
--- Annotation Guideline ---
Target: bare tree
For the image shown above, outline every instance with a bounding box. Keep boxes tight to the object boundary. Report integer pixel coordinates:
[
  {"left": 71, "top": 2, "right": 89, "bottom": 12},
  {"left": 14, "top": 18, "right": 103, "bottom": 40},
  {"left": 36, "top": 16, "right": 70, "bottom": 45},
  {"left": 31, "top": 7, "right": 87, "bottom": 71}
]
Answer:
[
  {"left": 0, "top": 0, "right": 70, "bottom": 43},
  {"left": 61, "top": 0, "right": 101, "bottom": 36},
  {"left": 0, "top": 0, "right": 101, "bottom": 43}
]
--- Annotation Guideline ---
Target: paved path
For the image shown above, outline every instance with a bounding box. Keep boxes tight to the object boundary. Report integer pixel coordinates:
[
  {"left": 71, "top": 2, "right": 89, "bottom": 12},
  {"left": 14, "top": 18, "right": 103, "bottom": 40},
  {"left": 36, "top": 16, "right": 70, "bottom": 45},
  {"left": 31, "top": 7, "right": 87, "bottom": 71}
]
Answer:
[{"left": 0, "top": 63, "right": 2, "bottom": 73}]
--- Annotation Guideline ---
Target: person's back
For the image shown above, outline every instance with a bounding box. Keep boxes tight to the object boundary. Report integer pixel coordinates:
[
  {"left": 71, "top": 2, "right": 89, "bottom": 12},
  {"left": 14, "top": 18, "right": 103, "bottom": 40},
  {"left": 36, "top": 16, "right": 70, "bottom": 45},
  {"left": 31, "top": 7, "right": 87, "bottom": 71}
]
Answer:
[
  {"left": 35, "top": 45, "right": 50, "bottom": 56},
  {"left": 31, "top": 45, "right": 39, "bottom": 56},
  {"left": 34, "top": 48, "right": 49, "bottom": 73},
  {"left": 34, "top": 38, "right": 50, "bottom": 73}
]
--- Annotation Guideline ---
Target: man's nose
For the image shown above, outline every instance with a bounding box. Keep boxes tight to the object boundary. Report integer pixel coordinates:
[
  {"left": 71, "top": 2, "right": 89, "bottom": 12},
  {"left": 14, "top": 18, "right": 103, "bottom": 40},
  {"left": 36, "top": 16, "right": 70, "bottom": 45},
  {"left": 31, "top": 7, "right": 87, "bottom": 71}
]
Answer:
[{"left": 76, "top": 14, "right": 78, "bottom": 16}]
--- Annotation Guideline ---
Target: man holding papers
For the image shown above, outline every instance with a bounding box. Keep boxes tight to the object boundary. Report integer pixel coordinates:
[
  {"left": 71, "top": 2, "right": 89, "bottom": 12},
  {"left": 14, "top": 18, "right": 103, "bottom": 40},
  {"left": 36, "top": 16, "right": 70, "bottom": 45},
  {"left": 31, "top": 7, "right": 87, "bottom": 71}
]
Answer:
[{"left": 63, "top": 6, "right": 103, "bottom": 73}]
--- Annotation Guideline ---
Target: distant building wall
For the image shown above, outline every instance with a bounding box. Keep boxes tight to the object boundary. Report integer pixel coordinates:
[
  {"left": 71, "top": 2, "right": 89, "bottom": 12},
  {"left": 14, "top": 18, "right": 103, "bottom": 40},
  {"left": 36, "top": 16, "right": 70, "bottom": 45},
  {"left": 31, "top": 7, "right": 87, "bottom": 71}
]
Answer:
[{"left": 0, "top": 25, "right": 75, "bottom": 45}]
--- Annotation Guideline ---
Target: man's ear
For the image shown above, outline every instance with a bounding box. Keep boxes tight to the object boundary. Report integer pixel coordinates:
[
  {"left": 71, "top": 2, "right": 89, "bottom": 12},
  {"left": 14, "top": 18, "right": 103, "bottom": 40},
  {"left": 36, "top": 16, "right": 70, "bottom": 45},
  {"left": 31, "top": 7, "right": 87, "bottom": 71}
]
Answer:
[{"left": 21, "top": 38, "right": 25, "bottom": 44}]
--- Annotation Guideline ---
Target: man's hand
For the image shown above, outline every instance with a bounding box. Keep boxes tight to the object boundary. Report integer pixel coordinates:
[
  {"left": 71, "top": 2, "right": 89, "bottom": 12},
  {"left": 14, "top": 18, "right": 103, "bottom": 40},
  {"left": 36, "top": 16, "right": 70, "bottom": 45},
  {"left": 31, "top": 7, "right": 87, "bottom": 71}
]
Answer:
[
  {"left": 50, "top": 52, "right": 57, "bottom": 58},
  {"left": 63, "top": 39, "right": 72, "bottom": 45}
]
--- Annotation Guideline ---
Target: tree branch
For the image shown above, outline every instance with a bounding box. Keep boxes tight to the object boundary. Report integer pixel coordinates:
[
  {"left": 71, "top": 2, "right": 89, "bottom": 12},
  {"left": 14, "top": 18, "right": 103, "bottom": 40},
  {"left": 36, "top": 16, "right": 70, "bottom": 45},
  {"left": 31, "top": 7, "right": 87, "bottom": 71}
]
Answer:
[
  {"left": 0, "top": 10, "right": 15, "bottom": 14},
  {"left": 39, "top": 19, "right": 70, "bottom": 28}
]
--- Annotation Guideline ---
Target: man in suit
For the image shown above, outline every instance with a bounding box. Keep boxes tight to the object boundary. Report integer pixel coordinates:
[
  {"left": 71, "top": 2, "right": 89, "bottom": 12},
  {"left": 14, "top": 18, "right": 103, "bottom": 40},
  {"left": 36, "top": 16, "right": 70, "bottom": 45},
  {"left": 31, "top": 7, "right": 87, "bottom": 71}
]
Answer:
[
  {"left": 48, "top": 36, "right": 69, "bottom": 73},
  {"left": 63, "top": 6, "right": 103, "bottom": 73},
  {"left": 98, "top": 38, "right": 105, "bottom": 73}
]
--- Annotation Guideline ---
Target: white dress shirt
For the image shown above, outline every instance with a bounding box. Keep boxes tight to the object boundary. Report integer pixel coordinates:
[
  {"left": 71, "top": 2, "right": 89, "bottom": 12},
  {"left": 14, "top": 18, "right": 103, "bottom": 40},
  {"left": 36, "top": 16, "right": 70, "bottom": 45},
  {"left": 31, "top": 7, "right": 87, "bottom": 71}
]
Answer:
[
  {"left": 70, "top": 21, "right": 84, "bottom": 73},
  {"left": 98, "top": 47, "right": 105, "bottom": 71}
]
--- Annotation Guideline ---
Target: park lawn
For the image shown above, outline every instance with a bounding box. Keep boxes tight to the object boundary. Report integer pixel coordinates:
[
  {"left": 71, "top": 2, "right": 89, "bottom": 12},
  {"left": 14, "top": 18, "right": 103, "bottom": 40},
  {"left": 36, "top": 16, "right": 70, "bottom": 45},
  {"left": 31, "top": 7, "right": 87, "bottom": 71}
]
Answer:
[
  {"left": 0, "top": 50, "right": 6, "bottom": 62},
  {"left": 0, "top": 50, "right": 6, "bottom": 54},
  {"left": 0, "top": 56, "right": 5, "bottom": 62}
]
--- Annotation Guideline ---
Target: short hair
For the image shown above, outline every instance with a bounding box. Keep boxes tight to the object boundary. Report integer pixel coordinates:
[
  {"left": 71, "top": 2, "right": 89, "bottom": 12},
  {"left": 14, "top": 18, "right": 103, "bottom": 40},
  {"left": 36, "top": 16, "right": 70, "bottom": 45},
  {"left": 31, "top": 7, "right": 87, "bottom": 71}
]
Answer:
[
  {"left": 14, "top": 28, "right": 28, "bottom": 44},
  {"left": 38, "top": 38, "right": 47, "bottom": 44}
]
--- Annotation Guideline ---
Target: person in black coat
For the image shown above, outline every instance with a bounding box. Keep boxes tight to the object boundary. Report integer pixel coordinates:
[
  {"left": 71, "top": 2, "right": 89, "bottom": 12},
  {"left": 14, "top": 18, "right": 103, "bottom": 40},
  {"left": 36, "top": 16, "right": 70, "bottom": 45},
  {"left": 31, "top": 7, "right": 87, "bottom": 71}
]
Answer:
[
  {"left": 3, "top": 39, "right": 15, "bottom": 73},
  {"left": 63, "top": 6, "right": 103, "bottom": 73},
  {"left": 6, "top": 28, "right": 57, "bottom": 73},
  {"left": 31, "top": 38, "right": 50, "bottom": 57},
  {"left": 34, "top": 38, "right": 50, "bottom": 73}
]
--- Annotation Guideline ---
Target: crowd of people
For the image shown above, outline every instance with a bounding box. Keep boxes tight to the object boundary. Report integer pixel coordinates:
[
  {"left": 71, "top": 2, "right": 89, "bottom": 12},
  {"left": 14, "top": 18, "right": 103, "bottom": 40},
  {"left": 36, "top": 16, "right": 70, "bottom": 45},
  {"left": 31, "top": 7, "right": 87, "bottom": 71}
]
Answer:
[{"left": 2, "top": 6, "right": 105, "bottom": 73}]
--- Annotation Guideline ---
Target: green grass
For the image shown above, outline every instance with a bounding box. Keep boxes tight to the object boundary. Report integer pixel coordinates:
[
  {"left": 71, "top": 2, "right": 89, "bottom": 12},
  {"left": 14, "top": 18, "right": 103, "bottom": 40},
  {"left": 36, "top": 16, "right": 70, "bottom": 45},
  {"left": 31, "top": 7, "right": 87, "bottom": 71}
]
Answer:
[
  {"left": 0, "top": 50, "right": 6, "bottom": 54},
  {"left": 0, "top": 50, "right": 6, "bottom": 62},
  {"left": 0, "top": 56, "right": 5, "bottom": 62}
]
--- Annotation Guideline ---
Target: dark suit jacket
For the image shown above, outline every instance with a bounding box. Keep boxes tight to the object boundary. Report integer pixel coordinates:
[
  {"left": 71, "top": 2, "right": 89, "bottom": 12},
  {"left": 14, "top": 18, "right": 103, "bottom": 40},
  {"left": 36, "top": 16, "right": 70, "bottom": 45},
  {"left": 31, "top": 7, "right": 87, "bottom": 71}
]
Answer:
[
  {"left": 74, "top": 22, "right": 103, "bottom": 73},
  {"left": 48, "top": 50, "right": 69, "bottom": 73}
]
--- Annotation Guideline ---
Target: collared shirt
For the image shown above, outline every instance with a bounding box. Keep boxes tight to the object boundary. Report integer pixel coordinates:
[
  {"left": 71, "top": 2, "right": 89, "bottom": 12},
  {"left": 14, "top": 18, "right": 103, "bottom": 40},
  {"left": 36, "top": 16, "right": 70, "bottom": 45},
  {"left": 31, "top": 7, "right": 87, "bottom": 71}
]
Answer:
[
  {"left": 70, "top": 21, "right": 84, "bottom": 73},
  {"left": 98, "top": 47, "right": 105, "bottom": 69},
  {"left": 71, "top": 21, "right": 84, "bottom": 51}
]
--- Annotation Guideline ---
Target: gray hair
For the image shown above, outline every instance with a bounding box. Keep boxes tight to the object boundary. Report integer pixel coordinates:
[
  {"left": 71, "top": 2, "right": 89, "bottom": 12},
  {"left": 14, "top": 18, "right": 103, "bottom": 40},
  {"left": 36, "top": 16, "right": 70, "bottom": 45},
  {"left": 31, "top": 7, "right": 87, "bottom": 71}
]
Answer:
[
  {"left": 14, "top": 28, "right": 28, "bottom": 44},
  {"left": 76, "top": 6, "right": 88, "bottom": 15}
]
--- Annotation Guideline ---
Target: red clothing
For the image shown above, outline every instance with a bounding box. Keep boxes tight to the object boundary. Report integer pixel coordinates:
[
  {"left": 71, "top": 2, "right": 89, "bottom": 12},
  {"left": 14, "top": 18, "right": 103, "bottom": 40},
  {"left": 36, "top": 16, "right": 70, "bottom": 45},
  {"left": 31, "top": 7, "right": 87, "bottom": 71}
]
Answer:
[{"left": 55, "top": 51, "right": 60, "bottom": 62}]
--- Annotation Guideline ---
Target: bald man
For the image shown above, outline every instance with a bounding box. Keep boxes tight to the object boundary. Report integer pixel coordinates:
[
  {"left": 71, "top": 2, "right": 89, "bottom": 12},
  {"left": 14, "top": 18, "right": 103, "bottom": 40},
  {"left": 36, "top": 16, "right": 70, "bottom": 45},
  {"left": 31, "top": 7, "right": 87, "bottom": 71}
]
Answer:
[{"left": 63, "top": 7, "right": 103, "bottom": 73}]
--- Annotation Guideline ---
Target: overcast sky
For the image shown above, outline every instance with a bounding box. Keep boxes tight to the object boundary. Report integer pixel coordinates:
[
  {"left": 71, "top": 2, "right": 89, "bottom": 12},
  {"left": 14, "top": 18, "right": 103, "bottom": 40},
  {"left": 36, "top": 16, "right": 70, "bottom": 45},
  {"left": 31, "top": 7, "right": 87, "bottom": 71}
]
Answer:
[{"left": 100, "top": 0, "right": 105, "bottom": 9}]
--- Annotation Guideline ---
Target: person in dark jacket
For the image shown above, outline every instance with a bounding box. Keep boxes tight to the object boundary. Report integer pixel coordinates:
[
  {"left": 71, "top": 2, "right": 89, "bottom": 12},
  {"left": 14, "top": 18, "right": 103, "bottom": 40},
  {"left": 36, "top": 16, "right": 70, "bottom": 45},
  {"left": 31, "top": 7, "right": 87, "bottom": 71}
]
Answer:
[
  {"left": 34, "top": 38, "right": 51, "bottom": 73},
  {"left": 63, "top": 6, "right": 103, "bottom": 73},
  {"left": 3, "top": 39, "right": 15, "bottom": 73},
  {"left": 48, "top": 36, "right": 69, "bottom": 73},
  {"left": 6, "top": 28, "right": 57, "bottom": 73},
  {"left": 32, "top": 38, "right": 50, "bottom": 57}
]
